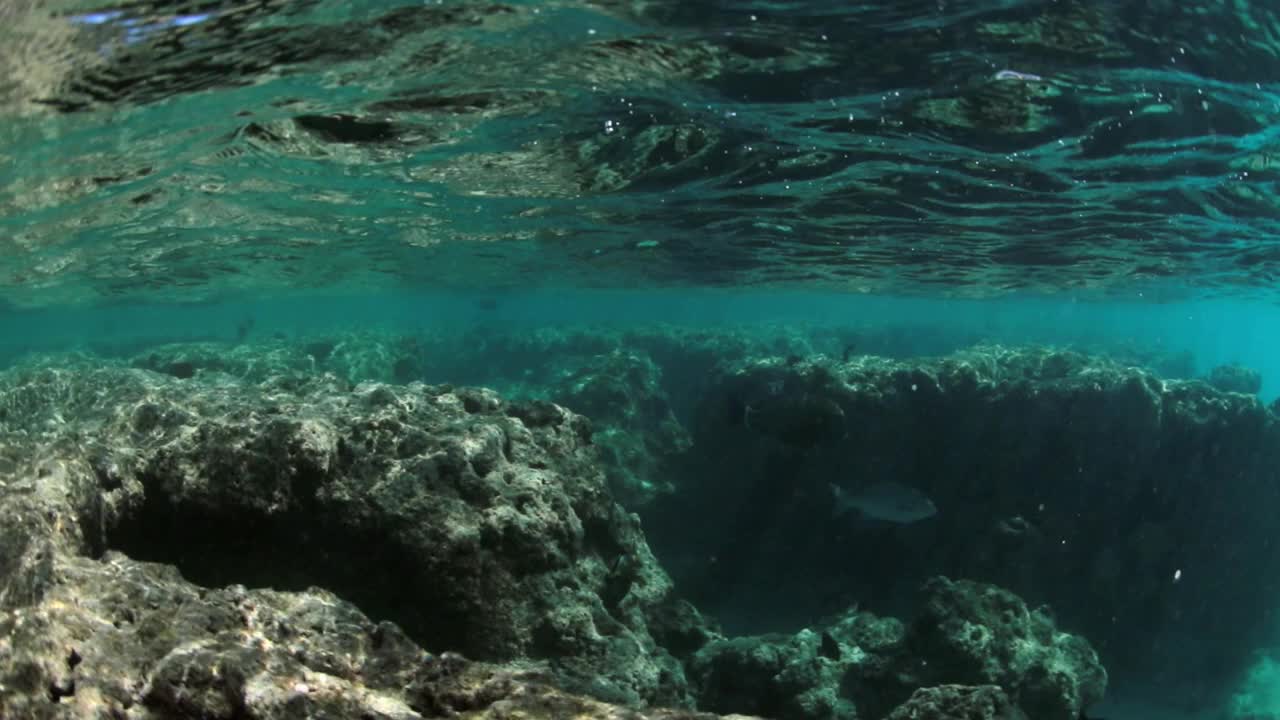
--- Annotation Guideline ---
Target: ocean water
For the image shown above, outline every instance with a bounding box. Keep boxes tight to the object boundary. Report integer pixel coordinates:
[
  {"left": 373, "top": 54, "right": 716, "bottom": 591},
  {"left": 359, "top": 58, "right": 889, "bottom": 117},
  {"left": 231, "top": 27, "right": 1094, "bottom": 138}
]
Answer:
[{"left": 4, "top": 1, "right": 1280, "bottom": 719}]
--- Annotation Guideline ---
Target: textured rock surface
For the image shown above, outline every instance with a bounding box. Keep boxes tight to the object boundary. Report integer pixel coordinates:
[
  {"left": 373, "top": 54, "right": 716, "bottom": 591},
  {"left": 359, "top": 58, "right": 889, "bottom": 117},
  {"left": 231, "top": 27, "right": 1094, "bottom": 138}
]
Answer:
[
  {"left": 656, "top": 344, "right": 1280, "bottom": 698},
  {"left": 538, "top": 349, "right": 692, "bottom": 506},
  {"left": 0, "top": 547, "right": 748, "bottom": 719},
  {"left": 883, "top": 685, "right": 1025, "bottom": 720},
  {"left": 690, "top": 615, "right": 894, "bottom": 720},
  {"left": 0, "top": 357, "right": 722, "bottom": 713},
  {"left": 1207, "top": 363, "right": 1263, "bottom": 395},
  {"left": 688, "top": 579, "right": 1103, "bottom": 720},
  {"left": 115, "top": 331, "right": 1264, "bottom": 704},
  {"left": 906, "top": 578, "right": 1106, "bottom": 720}
]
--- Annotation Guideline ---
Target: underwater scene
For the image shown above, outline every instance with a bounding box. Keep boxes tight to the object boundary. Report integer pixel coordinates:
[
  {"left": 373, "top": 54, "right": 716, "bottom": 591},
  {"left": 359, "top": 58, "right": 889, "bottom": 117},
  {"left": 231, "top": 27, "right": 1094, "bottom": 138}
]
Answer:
[{"left": 8, "top": 1, "right": 1280, "bottom": 719}]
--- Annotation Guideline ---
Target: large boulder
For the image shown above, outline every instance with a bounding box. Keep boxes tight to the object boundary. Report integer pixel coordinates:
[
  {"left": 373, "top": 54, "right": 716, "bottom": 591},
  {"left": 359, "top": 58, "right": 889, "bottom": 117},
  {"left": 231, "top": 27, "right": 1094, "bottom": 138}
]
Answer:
[
  {"left": 906, "top": 577, "right": 1106, "bottom": 720},
  {"left": 0, "top": 546, "right": 747, "bottom": 720},
  {"left": 688, "top": 578, "right": 1104, "bottom": 720},
  {"left": 0, "top": 357, "right": 719, "bottom": 711}
]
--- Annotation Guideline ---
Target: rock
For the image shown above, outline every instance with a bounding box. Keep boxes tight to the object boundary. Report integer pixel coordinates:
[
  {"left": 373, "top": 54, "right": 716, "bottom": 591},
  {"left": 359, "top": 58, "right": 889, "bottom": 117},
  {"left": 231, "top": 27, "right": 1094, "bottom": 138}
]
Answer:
[
  {"left": 660, "top": 344, "right": 1280, "bottom": 699},
  {"left": 907, "top": 578, "right": 1106, "bottom": 720},
  {"left": 883, "top": 685, "right": 1026, "bottom": 720},
  {"left": 690, "top": 629, "right": 861, "bottom": 720},
  {"left": 1207, "top": 363, "right": 1262, "bottom": 395},
  {"left": 689, "top": 579, "right": 1103, "bottom": 720},
  {"left": 544, "top": 349, "right": 692, "bottom": 505},
  {"left": 0, "top": 357, "right": 721, "bottom": 712},
  {"left": 0, "top": 549, "right": 748, "bottom": 719}
]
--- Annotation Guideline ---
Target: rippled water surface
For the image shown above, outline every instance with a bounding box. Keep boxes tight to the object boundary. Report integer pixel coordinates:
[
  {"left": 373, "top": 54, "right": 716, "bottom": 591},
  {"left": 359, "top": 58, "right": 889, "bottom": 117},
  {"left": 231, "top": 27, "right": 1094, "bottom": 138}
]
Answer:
[{"left": 5, "top": 0, "right": 1280, "bottom": 304}]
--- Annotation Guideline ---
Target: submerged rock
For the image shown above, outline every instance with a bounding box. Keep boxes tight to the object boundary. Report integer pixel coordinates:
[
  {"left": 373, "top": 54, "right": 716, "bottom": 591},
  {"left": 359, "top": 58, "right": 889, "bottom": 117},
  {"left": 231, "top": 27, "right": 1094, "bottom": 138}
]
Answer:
[
  {"left": 662, "top": 344, "right": 1280, "bottom": 702},
  {"left": 688, "top": 578, "right": 1104, "bottom": 720},
  {"left": 0, "top": 358, "right": 721, "bottom": 712},
  {"left": 541, "top": 349, "right": 692, "bottom": 506},
  {"left": 883, "top": 685, "right": 1025, "bottom": 720},
  {"left": 0, "top": 548, "right": 747, "bottom": 719},
  {"left": 907, "top": 578, "right": 1106, "bottom": 720},
  {"left": 1207, "top": 363, "right": 1262, "bottom": 395}
]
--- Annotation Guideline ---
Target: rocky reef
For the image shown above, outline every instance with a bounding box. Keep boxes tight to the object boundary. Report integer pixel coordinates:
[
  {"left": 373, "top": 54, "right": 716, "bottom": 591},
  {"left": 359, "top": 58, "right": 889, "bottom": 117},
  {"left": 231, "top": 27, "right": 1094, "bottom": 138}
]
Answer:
[
  {"left": 0, "top": 335, "right": 1127, "bottom": 719},
  {"left": 0, "top": 551, "right": 736, "bottom": 720},
  {"left": 1207, "top": 363, "right": 1263, "bottom": 395},
  {"left": 0, "top": 358, "right": 716, "bottom": 714},
  {"left": 689, "top": 577, "right": 1104, "bottom": 720},
  {"left": 113, "top": 327, "right": 1278, "bottom": 703},
  {"left": 658, "top": 343, "right": 1279, "bottom": 703}
]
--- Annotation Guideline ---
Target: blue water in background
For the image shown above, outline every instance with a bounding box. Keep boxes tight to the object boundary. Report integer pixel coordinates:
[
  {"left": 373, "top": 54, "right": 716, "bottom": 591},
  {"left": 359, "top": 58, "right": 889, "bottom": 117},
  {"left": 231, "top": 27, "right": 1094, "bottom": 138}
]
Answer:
[{"left": 3, "top": 291, "right": 1273, "bottom": 399}]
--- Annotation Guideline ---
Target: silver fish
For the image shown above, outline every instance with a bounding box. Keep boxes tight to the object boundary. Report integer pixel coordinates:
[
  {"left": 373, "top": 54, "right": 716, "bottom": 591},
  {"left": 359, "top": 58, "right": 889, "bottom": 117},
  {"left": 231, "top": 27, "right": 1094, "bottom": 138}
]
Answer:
[
  {"left": 830, "top": 482, "right": 937, "bottom": 524},
  {"left": 994, "top": 69, "right": 1044, "bottom": 82}
]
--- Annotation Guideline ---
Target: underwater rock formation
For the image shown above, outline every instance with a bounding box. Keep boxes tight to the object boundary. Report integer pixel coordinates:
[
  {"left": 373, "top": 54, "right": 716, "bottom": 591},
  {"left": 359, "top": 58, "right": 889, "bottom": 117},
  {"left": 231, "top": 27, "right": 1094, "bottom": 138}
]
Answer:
[
  {"left": 0, "top": 357, "right": 719, "bottom": 711},
  {"left": 0, "top": 548, "right": 746, "bottom": 719},
  {"left": 883, "top": 685, "right": 1024, "bottom": 720},
  {"left": 907, "top": 578, "right": 1106, "bottom": 720},
  {"left": 688, "top": 578, "right": 1104, "bottom": 720},
  {"left": 1206, "top": 363, "right": 1262, "bottom": 395},
  {"left": 659, "top": 345, "right": 1280, "bottom": 701},
  {"left": 541, "top": 349, "right": 692, "bottom": 506},
  {"left": 129, "top": 333, "right": 699, "bottom": 507}
]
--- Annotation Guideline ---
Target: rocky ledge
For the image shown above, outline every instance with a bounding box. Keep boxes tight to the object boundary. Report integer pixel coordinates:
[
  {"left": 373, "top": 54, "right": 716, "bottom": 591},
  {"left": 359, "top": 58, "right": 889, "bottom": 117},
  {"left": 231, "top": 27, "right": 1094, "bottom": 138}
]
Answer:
[
  {"left": 0, "top": 350, "right": 1109, "bottom": 719},
  {"left": 0, "top": 359, "right": 715, "bottom": 715}
]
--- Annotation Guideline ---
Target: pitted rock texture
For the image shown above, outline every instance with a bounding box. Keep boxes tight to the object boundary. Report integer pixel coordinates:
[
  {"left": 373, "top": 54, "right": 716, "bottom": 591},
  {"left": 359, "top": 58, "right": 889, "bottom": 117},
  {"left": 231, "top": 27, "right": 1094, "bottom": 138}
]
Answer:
[
  {"left": 883, "top": 685, "right": 1026, "bottom": 720},
  {"left": 0, "top": 358, "right": 718, "bottom": 712},
  {"left": 0, "top": 549, "right": 749, "bottom": 720},
  {"left": 688, "top": 578, "right": 1103, "bottom": 720},
  {"left": 906, "top": 578, "right": 1106, "bottom": 720}
]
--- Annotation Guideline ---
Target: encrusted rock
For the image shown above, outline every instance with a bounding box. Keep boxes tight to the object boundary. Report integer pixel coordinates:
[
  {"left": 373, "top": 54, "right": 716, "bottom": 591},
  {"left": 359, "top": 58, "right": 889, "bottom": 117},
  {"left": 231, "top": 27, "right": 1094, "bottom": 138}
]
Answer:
[
  {"left": 883, "top": 684, "right": 1026, "bottom": 720},
  {"left": 907, "top": 577, "right": 1106, "bottom": 720},
  {"left": 0, "top": 547, "right": 747, "bottom": 719},
  {"left": 0, "top": 358, "right": 721, "bottom": 713},
  {"left": 689, "top": 579, "right": 1103, "bottom": 720},
  {"left": 1207, "top": 363, "right": 1262, "bottom": 395}
]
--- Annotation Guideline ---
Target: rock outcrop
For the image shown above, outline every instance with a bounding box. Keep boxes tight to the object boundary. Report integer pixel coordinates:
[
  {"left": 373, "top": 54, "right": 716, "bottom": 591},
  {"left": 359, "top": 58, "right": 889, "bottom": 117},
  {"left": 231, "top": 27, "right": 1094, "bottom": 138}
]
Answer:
[
  {"left": 0, "top": 358, "right": 720, "bottom": 714},
  {"left": 658, "top": 345, "right": 1280, "bottom": 700},
  {"left": 688, "top": 577, "right": 1105, "bottom": 720}
]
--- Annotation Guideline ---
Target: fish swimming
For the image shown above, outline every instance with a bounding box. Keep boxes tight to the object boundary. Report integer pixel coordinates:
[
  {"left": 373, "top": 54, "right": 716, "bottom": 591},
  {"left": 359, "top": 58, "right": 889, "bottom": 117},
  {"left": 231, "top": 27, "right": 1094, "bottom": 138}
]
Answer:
[
  {"left": 830, "top": 482, "right": 937, "bottom": 524},
  {"left": 994, "top": 69, "right": 1044, "bottom": 82}
]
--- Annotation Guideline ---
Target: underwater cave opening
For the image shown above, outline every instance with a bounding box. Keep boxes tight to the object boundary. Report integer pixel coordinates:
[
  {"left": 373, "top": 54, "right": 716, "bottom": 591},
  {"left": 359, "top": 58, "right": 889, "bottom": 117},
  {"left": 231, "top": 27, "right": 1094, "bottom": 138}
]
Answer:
[{"left": 102, "top": 471, "right": 482, "bottom": 663}]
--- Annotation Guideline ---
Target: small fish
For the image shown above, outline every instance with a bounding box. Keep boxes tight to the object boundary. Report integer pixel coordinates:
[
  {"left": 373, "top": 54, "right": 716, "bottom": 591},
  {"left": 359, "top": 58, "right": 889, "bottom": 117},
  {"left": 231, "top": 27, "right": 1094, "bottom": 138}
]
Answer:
[
  {"left": 830, "top": 482, "right": 937, "bottom": 524},
  {"left": 994, "top": 69, "right": 1044, "bottom": 82}
]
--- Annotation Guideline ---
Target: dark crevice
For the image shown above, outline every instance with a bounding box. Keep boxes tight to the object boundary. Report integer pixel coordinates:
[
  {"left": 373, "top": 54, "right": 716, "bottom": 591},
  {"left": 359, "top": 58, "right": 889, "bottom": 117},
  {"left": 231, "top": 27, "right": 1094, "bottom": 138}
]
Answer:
[{"left": 105, "top": 475, "right": 480, "bottom": 660}]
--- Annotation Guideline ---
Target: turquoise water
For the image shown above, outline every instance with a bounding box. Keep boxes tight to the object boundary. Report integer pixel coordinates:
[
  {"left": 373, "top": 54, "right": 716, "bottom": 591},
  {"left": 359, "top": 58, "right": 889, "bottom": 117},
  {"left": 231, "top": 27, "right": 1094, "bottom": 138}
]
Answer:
[
  {"left": 6, "top": 1, "right": 1280, "bottom": 719},
  {"left": 7, "top": 290, "right": 1280, "bottom": 397}
]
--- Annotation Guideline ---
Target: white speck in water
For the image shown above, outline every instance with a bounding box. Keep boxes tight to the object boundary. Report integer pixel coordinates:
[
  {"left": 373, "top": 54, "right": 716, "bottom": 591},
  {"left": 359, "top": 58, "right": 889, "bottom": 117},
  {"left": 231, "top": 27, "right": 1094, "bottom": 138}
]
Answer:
[{"left": 1173, "top": 569, "right": 1182, "bottom": 583}]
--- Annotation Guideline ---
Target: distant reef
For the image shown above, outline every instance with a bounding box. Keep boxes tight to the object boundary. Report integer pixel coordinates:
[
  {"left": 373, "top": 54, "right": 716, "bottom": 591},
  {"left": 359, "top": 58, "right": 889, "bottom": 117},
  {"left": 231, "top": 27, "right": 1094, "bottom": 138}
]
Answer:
[{"left": 1, "top": 327, "right": 1270, "bottom": 718}]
